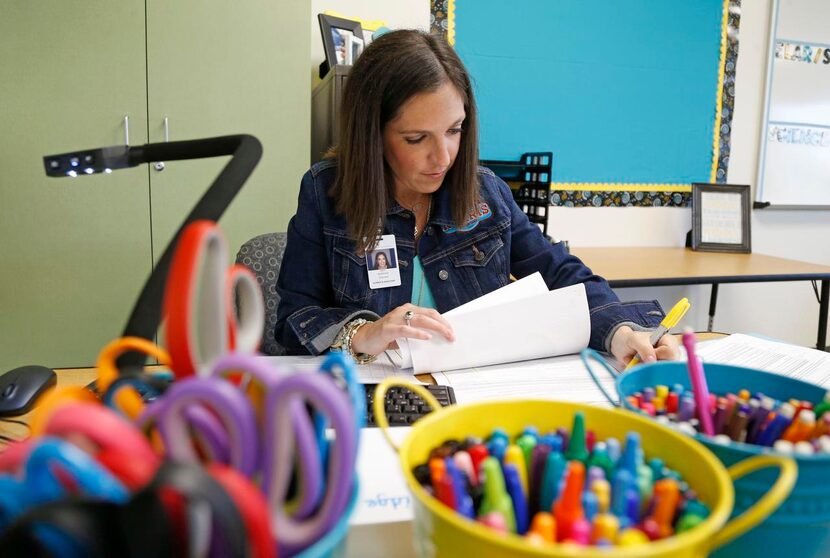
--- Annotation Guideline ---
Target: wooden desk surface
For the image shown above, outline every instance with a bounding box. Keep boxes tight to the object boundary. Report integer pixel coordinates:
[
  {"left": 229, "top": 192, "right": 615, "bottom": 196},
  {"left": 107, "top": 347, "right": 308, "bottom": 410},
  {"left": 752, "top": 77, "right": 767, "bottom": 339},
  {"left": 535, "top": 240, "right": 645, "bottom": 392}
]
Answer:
[{"left": 572, "top": 247, "right": 830, "bottom": 287}]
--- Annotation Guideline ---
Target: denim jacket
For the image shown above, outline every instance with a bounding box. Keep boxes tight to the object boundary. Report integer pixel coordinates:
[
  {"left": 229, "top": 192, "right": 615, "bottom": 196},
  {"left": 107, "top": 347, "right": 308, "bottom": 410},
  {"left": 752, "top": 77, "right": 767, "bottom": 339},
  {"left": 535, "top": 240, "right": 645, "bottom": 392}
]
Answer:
[{"left": 275, "top": 159, "right": 665, "bottom": 355}]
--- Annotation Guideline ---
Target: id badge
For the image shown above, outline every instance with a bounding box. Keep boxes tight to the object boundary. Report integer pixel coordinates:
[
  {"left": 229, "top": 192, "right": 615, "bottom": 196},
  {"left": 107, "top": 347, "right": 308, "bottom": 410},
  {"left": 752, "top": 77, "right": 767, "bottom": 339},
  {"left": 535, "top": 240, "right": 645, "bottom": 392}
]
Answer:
[{"left": 366, "top": 234, "right": 402, "bottom": 289}]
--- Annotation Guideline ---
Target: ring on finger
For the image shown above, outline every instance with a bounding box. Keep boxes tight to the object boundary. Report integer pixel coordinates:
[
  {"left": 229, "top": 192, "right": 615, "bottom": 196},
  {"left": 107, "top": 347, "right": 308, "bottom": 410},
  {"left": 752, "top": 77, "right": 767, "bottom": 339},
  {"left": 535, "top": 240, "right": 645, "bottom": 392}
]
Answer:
[{"left": 403, "top": 310, "right": 415, "bottom": 327}]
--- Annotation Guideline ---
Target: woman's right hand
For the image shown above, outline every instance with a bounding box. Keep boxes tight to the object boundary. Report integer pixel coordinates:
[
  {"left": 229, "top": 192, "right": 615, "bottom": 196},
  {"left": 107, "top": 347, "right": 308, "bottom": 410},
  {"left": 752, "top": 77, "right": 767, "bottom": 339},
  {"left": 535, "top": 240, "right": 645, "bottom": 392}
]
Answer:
[{"left": 350, "top": 304, "right": 455, "bottom": 356}]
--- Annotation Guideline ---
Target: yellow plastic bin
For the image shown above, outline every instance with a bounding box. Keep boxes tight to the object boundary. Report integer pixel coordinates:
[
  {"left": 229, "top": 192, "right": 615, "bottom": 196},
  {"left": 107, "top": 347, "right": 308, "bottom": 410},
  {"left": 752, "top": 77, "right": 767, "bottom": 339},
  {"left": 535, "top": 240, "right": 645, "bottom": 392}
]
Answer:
[{"left": 375, "top": 380, "right": 795, "bottom": 558}]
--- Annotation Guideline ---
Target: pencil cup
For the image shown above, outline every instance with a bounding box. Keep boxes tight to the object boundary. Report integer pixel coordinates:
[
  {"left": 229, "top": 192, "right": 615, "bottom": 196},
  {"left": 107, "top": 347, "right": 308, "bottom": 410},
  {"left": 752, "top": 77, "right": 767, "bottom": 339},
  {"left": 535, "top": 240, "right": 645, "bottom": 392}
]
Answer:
[
  {"left": 608, "top": 359, "right": 828, "bottom": 558},
  {"left": 374, "top": 378, "right": 793, "bottom": 558}
]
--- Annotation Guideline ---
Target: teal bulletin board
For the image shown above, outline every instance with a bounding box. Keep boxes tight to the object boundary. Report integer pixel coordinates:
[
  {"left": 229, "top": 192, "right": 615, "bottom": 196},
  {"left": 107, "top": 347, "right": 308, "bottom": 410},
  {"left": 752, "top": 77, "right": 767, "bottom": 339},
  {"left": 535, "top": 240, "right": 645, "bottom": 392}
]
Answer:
[{"left": 442, "top": 0, "right": 739, "bottom": 207}]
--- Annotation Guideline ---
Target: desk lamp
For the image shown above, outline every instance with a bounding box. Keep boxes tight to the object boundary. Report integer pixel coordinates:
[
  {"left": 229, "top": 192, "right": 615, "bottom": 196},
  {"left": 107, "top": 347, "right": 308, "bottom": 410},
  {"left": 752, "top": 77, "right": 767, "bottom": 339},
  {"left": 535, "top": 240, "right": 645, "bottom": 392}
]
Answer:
[{"left": 43, "top": 134, "right": 262, "bottom": 370}]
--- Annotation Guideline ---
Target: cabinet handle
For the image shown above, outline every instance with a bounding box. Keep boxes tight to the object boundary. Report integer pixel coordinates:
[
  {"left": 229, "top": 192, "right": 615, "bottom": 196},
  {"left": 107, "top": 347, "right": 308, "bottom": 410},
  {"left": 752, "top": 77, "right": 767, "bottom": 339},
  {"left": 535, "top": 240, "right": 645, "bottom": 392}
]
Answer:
[
  {"left": 154, "top": 117, "right": 169, "bottom": 172},
  {"left": 123, "top": 115, "right": 130, "bottom": 146}
]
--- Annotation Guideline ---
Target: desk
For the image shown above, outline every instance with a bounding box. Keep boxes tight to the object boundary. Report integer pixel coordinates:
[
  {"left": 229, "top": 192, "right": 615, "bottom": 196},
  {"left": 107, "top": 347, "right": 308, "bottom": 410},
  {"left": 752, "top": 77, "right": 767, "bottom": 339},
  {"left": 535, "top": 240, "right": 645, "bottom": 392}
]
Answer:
[{"left": 573, "top": 247, "right": 830, "bottom": 351}]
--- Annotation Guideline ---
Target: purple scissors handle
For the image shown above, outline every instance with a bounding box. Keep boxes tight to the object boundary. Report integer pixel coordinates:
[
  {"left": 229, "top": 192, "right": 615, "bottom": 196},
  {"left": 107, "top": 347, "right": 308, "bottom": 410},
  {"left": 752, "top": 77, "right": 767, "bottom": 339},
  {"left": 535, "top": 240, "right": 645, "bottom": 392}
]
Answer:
[
  {"left": 141, "top": 377, "right": 259, "bottom": 477},
  {"left": 210, "top": 353, "right": 322, "bottom": 518},
  {"left": 138, "top": 399, "right": 232, "bottom": 465},
  {"left": 264, "top": 372, "right": 357, "bottom": 557}
]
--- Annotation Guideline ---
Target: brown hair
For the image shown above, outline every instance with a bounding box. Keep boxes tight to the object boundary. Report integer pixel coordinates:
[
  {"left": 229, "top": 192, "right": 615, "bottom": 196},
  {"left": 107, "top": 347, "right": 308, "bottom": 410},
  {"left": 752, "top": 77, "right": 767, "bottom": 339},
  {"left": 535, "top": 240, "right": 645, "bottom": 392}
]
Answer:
[{"left": 330, "top": 29, "right": 480, "bottom": 251}]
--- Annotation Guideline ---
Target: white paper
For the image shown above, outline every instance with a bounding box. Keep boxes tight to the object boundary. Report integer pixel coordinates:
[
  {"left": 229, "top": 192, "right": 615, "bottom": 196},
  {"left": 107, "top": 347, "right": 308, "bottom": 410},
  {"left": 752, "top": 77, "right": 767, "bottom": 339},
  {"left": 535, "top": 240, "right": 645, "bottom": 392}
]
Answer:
[
  {"left": 432, "top": 353, "right": 618, "bottom": 407},
  {"left": 696, "top": 333, "right": 830, "bottom": 386},
  {"left": 394, "top": 273, "right": 549, "bottom": 368},
  {"left": 351, "top": 427, "right": 413, "bottom": 524},
  {"left": 445, "top": 272, "right": 549, "bottom": 317},
  {"left": 257, "top": 354, "right": 419, "bottom": 383},
  {"left": 394, "top": 274, "right": 590, "bottom": 373}
]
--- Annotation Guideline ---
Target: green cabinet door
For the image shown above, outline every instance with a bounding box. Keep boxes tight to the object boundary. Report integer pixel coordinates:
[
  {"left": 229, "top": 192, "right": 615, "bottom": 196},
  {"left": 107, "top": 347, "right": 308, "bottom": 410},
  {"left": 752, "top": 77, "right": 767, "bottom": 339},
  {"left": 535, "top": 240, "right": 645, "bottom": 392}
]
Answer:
[
  {"left": 0, "top": 2, "right": 151, "bottom": 369},
  {"left": 145, "top": 0, "right": 310, "bottom": 264}
]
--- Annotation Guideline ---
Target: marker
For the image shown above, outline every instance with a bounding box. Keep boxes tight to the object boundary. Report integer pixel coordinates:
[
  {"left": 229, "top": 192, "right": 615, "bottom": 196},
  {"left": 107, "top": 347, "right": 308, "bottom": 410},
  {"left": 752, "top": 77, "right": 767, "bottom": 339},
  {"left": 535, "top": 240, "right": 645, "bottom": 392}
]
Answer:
[
  {"left": 619, "top": 432, "right": 640, "bottom": 477},
  {"left": 479, "top": 457, "right": 516, "bottom": 533},
  {"left": 682, "top": 329, "right": 715, "bottom": 436},
  {"left": 565, "top": 411, "right": 589, "bottom": 463},
  {"left": 529, "top": 444, "right": 551, "bottom": 516},
  {"left": 610, "top": 469, "right": 634, "bottom": 525},
  {"left": 624, "top": 297, "right": 690, "bottom": 370},
  {"left": 478, "top": 511, "right": 507, "bottom": 532},
  {"left": 590, "top": 513, "right": 619, "bottom": 544},
  {"left": 782, "top": 409, "right": 816, "bottom": 443},
  {"left": 582, "top": 490, "right": 599, "bottom": 522},
  {"left": 467, "top": 444, "right": 489, "bottom": 478},
  {"left": 445, "top": 457, "right": 474, "bottom": 518},
  {"left": 756, "top": 403, "right": 795, "bottom": 446},
  {"left": 813, "top": 391, "right": 830, "bottom": 418},
  {"left": 585, "top": 442, "right": 614, "bottom": 480},
  {"left": 590, "top": 478, "right": 611, "bottom": 514},
  {"left": 429, "top": 458, "right": 456, "bottom": 510},
  {"left": 726, "top": 405, "right": 751, "bottom": 442},
  {"left": 617, "top": 527, "right": 650, "bottom": 546},
  {"left": 504, "top": 444, "right": 529, "bottom": 495},
  {"left": 568, "top": 518, "right": 591, "bottom": 545},
  {"left": 553, "top": 461, "right": 586, "bottom": 541},
  {"left": 678, "top": 396, "right": 696, "bottom": 423},
  {"left": 527, "top": 511, "right": 556, "bottom": 543},
  {"left": 453, "top": 450, "right": 477, "bottom": 486},
  {"left": 487, "top": 437, "right": 508, "bottom": 461},
  {"left": 515, "top": 434, "right": 537, "bottom": 481},
  {"left": 503, "top": 463, "right": 529, "bottom": 534},
  {"left": 540, "top": 450, "right": 567, "bottom": 513},
  {"left": 605, "top": 437, "right": 621, "bottom": 464},
  {"left": 647, "top": 478, "right": 680, "bottom": 539}
]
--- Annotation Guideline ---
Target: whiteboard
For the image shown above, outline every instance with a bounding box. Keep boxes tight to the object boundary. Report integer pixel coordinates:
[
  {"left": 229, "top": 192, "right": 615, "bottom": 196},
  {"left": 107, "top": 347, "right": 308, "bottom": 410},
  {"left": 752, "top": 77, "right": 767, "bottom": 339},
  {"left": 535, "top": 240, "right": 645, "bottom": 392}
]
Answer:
[{"left": 756, "top": 0, "right": 830, "bottom": 208}]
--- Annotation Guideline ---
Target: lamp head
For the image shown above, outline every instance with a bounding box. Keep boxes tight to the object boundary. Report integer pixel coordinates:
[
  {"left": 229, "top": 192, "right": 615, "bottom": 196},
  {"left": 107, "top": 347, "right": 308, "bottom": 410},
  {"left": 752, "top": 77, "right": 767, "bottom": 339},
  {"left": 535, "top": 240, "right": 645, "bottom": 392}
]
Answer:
[{"left": 43, "top": 145, "right": 137, "bottom": 178}]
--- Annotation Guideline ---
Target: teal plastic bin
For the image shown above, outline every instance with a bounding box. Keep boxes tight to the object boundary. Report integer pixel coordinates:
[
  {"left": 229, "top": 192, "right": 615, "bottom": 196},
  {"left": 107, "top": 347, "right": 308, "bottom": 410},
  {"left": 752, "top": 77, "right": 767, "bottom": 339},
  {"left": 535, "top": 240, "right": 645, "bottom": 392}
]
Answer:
[{"left": 606, "top": 359, "right": 829, "bottom": 558}]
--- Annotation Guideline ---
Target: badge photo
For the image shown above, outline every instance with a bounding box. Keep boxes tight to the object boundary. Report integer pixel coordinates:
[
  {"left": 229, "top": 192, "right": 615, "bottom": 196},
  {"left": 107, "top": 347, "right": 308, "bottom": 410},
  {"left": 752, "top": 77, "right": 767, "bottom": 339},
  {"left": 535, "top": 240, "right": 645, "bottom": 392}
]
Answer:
[{"left": 366, "top": 234, "right": 402, "bottom": 289}]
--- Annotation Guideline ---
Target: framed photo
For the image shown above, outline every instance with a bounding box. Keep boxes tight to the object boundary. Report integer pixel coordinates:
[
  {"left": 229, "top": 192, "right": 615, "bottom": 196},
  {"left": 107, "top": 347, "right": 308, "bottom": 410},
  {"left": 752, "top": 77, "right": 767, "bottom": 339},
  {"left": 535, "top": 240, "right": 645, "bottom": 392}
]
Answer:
[
  {"left": 318, "top": 14, "right": 363, "bottom": 78},
  {"left": 345, "top": 34, "right": 364, "bottom": 65},
  {"left": 691, "top": 183, "right": 752, "bottom": 253}
]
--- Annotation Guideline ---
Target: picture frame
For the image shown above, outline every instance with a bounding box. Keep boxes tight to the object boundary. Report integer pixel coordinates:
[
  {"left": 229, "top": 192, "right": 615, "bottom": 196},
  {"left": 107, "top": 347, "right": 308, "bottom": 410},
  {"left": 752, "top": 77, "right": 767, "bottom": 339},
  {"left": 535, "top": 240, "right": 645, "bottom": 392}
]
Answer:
[
  {"left": 318, "top": 14, "right": 363, "bottom": 78},
  {"left": 345, "top": 34, "right": 364, "bottom": 65},
  {"left": 691, "top": 183, "right": 752, "bottom": 253}
]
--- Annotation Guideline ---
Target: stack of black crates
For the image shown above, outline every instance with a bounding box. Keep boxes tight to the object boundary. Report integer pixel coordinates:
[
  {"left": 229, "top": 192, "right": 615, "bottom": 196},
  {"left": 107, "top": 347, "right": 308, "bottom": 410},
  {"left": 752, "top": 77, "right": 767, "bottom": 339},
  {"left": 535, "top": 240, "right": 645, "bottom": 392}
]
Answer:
[{"left": 481, "top": 152, "right": 553, "bottom": 238}]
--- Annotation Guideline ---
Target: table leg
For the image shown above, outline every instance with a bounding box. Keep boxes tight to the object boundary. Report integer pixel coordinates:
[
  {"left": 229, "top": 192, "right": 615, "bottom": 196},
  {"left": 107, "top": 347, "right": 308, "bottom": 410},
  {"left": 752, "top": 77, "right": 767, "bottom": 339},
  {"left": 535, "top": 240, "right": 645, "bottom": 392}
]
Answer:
[
  {"left": 818, "top": 279, "right": 829, "bottom": 351},
  {"left": 708, "top": 283, "right": 719, "bottom": 332}
]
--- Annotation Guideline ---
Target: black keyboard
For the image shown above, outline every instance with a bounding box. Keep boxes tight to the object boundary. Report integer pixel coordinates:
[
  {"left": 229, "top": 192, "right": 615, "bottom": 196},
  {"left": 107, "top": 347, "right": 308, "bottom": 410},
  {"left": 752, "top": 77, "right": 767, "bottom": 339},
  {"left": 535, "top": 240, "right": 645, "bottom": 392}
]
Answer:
[{"left": 363, "top": 383, "right": 456, "bottom": 427}]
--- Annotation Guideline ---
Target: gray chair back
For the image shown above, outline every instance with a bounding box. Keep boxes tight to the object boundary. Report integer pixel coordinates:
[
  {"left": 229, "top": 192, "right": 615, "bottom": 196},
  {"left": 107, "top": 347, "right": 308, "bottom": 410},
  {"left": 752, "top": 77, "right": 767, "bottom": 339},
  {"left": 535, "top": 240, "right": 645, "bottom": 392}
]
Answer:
[{"left": 235, "top": 232, "right": 287, "bottom": 355}]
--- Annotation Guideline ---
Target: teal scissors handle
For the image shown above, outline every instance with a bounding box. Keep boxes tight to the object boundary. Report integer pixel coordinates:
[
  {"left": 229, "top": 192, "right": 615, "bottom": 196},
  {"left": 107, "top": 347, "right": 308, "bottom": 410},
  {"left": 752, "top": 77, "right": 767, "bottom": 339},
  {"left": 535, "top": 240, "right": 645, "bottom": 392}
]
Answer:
[{"left": 580, "top": 348, "right": 622, "bottom": 407}]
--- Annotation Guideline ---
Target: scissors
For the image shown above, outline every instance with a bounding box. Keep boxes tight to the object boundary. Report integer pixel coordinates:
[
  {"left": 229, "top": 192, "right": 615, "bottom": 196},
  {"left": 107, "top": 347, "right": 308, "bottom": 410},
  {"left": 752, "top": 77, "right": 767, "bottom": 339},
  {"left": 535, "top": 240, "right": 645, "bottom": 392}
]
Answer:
[
  {"left": 95, "top": 336, "right": 173, "bottom": 420},
  {"left": 137, "top": 352, "right": 359, "bottom": 557},
  {"left": 164, "top": 220, "right": 264, "bottom": 378}
]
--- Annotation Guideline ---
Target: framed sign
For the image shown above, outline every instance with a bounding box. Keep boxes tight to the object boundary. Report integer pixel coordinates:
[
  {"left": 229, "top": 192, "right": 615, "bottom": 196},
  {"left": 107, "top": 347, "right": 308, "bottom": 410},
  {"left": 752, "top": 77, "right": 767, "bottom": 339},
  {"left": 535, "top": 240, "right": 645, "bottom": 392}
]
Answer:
[{"left": 691, "top": 183, "right": 752, "bottom": 253}]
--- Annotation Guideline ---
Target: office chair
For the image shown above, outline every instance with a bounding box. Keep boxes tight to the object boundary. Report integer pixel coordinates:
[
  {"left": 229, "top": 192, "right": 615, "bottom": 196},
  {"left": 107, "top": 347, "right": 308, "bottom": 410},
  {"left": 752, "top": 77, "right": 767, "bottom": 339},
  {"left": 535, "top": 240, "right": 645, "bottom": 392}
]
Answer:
[{"left": 235, "top": 232, "right": 287, "bottom": 356}]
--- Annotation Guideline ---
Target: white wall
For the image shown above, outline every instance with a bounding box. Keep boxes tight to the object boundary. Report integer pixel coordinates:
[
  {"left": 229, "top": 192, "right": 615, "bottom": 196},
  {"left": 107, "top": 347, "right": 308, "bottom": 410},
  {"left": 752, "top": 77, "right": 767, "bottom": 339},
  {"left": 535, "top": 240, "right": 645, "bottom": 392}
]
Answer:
[
  {"left": 309, "top": 1, "right": 429, "bottom": 88},
  {"left": 548, "top": 0, "right": 830, "bottom": 349}
]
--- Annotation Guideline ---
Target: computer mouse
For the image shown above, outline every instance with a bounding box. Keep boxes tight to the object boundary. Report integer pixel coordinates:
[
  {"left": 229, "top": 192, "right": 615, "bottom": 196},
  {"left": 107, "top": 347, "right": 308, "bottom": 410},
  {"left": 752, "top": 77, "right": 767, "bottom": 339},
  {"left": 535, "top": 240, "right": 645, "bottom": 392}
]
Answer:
[{"left": 0, "top": 365, "right": 57, "bottom": 416}]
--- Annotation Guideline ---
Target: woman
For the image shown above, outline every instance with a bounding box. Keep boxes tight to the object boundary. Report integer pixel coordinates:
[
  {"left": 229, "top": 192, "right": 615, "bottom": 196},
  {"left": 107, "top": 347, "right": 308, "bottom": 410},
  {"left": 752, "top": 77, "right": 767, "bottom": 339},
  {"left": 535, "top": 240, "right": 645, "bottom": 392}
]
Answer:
[
  {"left": 374, "top": 252, "right": 390, "bottom": 270},
  {"left": 276, "top": 30, "right": 678, "bottom": 365}
]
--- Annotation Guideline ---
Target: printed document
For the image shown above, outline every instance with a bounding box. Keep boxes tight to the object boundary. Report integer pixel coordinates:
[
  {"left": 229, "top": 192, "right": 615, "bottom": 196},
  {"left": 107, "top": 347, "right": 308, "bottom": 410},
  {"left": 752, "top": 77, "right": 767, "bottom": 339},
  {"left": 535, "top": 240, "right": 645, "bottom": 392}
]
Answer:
[
  {"left": 696, "top": 333, "right": 830, "bottom": 387},
  {"left": 394, "top": 273, "right": 590, "bottom": 373}
]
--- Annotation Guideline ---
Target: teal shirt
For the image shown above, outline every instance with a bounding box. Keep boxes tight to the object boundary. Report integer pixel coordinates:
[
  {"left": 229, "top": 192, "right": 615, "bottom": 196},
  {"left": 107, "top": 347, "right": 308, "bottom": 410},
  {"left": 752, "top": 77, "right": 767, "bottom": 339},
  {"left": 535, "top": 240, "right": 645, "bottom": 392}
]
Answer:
[{"left": 410, "top": 256, "right": 437, "bottom": 309}]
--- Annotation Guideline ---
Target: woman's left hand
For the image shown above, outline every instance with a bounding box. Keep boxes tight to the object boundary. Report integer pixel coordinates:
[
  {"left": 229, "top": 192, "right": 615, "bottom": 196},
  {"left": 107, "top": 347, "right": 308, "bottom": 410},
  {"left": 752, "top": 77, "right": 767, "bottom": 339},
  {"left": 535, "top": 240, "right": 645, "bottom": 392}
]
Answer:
[{"left": 609, "top": 325, "right": 681, "bottom": 366}]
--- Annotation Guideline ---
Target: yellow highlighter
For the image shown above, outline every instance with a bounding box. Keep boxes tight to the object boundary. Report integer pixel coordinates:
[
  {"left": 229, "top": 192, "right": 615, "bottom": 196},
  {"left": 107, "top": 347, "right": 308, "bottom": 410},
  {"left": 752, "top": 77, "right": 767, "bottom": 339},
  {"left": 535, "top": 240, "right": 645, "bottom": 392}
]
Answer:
[{"left": 624, "top": 297, "right": 690, "bottom": 371}]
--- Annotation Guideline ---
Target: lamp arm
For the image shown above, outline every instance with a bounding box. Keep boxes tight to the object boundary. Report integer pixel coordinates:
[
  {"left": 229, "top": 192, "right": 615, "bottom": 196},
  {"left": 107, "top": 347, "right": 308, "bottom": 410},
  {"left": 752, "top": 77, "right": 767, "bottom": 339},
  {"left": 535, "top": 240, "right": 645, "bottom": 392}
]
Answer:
[{"left": 118, "top": 134, "right": 262, "bottom": 370}]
